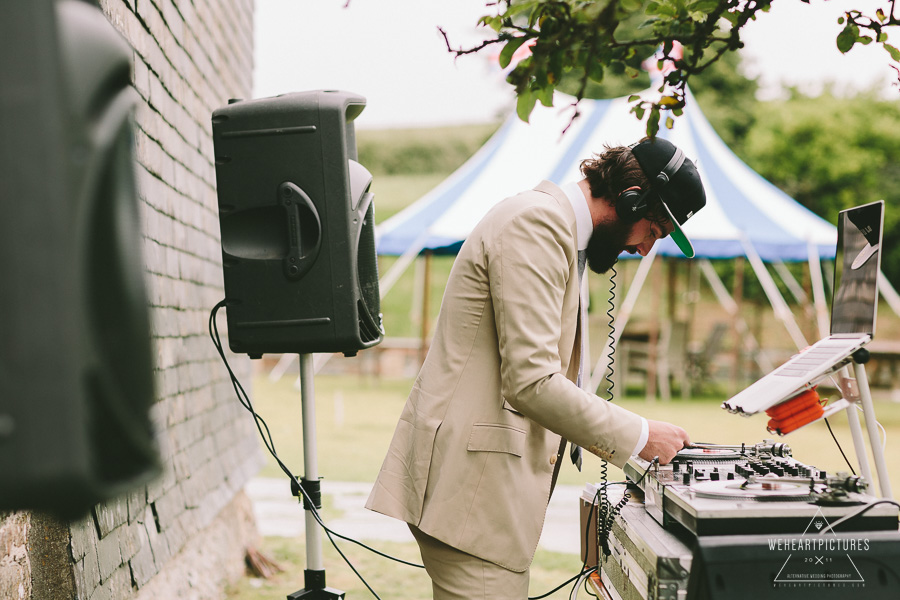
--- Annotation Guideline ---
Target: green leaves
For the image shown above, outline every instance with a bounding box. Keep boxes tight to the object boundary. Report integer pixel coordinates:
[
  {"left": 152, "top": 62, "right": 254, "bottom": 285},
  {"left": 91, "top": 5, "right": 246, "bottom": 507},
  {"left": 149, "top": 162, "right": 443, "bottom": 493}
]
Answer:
[
  {"left": 499, "top": 36, "right": 529, "bottom": 69},
  {"left": 455, "top": 1, "right": 900, "bottom": 138},
  {"left": 885, "top": 43, "right": 900, "bottom": 62},
  {"left": 516, "top": 90, "right": 538, "bottom": 123}
]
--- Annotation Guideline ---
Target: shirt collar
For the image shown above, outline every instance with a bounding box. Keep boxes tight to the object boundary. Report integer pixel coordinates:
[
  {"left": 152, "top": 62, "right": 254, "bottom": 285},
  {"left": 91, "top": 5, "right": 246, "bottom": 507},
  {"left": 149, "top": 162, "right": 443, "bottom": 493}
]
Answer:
[{"left": 562, "top": 181, "right": 592, "bottom": 251}]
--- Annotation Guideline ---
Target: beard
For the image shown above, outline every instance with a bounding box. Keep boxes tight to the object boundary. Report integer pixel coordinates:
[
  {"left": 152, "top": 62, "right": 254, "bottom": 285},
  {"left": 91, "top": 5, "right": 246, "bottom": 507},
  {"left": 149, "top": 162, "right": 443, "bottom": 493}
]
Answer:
[{"left": 585, "top": 217, "right": 636, "bottom": 274}]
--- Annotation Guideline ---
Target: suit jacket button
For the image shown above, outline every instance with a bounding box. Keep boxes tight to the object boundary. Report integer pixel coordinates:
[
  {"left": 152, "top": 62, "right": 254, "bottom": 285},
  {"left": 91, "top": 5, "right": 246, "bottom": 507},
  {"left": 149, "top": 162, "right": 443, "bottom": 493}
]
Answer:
[{"left": 550, "top": 455, "right": 557, "bottom": 465}]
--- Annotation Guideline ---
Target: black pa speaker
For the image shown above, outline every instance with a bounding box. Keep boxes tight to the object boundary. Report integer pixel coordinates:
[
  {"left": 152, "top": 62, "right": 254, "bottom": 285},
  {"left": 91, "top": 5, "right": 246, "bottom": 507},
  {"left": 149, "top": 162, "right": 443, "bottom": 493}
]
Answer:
[
  {"left": 0, "top": 0, "right": 158, "bottom": 516},
  {"left": 211, "top": 90, "right": 383, "bottom": 358}
]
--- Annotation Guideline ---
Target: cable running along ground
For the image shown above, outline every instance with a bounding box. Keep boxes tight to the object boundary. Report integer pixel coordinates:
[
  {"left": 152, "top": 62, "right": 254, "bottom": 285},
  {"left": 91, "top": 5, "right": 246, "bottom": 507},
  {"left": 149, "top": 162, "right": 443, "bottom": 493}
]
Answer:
[
  {"left": 209, "top": 300, "right": 423, "bottom": 600},
  {"left": 212, "top": 296, "right": 613, "bottom": 599}
]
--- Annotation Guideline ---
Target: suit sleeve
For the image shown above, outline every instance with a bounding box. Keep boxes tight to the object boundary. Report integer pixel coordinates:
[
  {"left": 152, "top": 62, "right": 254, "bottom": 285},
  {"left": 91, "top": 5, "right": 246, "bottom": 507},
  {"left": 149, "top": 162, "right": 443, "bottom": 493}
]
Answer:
[{"left": 487, "top": 205, "right": 642, "bottom": 467}]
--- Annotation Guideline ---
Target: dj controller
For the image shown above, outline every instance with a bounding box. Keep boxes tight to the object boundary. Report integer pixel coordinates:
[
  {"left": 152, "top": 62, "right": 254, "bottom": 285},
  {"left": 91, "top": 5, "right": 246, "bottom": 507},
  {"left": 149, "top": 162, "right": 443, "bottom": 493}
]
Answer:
[{"left": 581, "top": 441, "right": 900, "bottom": 600}]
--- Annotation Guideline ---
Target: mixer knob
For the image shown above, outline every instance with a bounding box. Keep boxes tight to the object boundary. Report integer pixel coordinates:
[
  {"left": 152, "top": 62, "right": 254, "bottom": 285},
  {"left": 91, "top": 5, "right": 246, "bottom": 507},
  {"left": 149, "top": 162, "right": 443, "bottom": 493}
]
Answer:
[
  {"left": 673, "top": 461, "right": 680, "bottom": 473},
  {"left": 710, "top": 472, "right": 720, "bottom": 481},
  {"left": 726, "top": 472, "right": 735, "bottom": 480},
  {"left": 682, "top": 472, "right": 691, "bottom": 485}
]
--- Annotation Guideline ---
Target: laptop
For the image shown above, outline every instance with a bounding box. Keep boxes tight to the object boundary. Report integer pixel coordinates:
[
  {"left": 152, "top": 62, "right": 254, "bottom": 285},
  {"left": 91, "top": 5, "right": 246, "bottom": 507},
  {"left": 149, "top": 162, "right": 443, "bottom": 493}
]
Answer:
[{"left": 722, "top": 200, "right": 884, "bottom": 415}]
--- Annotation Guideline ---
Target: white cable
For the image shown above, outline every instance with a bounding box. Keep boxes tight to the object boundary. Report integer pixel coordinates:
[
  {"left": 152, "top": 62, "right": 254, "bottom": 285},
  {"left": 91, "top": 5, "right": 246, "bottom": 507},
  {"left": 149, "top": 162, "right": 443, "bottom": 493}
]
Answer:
[
  {"left": 569, "top": 567, "right": 597, "bottom": 600},
  {"left": 818, "top": 499, "right": 900, "bottom": 535}
]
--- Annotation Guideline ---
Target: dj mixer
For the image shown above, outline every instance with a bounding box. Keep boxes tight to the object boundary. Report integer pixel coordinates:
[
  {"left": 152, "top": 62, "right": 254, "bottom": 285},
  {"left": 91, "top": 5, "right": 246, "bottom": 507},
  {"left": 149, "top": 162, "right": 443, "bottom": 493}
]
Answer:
[{"left": 580, "top": 441, "right": 900, "bottom": 600}]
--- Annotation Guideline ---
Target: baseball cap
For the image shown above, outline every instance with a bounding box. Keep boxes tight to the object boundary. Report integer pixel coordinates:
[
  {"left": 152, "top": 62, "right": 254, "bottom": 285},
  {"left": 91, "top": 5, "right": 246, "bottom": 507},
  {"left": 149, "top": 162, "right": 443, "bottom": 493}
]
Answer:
[{"left": 630, "top": 138, "right": 706, "bottom": 258}]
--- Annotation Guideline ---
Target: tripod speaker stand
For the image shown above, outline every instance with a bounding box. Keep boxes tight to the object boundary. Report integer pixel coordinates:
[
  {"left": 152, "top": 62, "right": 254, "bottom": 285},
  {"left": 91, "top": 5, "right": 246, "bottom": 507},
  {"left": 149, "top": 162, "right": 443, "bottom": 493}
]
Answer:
[
  {"left": 287, "top": 354, "right": 345, "bottom": 600},
  {"left": 211, "top": 89, "right": 384, "bottom": 598}
]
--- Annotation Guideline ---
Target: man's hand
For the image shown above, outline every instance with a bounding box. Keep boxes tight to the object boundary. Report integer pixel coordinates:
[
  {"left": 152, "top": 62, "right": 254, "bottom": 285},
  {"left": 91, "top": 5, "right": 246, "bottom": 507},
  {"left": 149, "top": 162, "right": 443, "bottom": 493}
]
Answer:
[{"left": 638, "top": 420, "right": 690, "bottom": 465}]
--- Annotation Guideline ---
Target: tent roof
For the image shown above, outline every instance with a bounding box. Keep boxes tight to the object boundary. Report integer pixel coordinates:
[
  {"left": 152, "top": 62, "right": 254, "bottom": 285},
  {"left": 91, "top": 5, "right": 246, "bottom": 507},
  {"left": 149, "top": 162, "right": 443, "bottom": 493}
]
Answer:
[{"left": 376, "top": 89, "right": 837, "bottom": 262}]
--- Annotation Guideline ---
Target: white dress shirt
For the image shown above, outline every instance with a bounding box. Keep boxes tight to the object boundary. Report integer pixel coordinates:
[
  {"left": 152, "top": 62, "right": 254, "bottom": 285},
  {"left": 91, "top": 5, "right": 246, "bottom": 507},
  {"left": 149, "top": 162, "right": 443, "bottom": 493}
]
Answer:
[{"left": 562, "top": 182, "right": 649, "bottom": 456}]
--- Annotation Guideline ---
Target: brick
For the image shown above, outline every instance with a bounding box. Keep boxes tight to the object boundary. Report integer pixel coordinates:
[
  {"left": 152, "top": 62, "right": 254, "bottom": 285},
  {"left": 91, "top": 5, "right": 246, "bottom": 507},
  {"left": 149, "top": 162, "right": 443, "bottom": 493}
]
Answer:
[
  {"left": 96, "top": 527, "right": 122, "bottom": 582},
  {"left": 139, "top": 506, "right": 171, "bottom": 569},
  {"left": 81, "top": 541, "right": 101, "bottom": 598},
  {"left": 128, "top": 521, "right": 156, "bottom": 588},
  {"left": 91, "top": 580, "right": 112, "bottom": 600},
  {"left": 95, "top": 565, "right": 132, "bottom": 599},
  {"left": 72, "top": 558, "right": 86, "bottom": 600},
  {"left": 160, "top": 0, "right": 185, "bottom": 46},
  {"left": 68, "top": 515, "right": 97, "bottom": 561},
  {"left": 94, "top": 496, "right": 129, "bottom": 537},
  {"left": 152, "top": 484, "right": 185, "bottom": 529},
  {"left": 146, "top": 457, "right": 175, "bottom": 503},
  {"left": 118, "top": 521, "right": 143, "bottom": 563},
  {"left": 160, "top": 509, "right": 188, "bottom": 556},
  {"left": 127, "top": 486, "right": 148, "bottom": 524},
  {"left": 133, "top": 54, "right": 151, "bottom": 100}
]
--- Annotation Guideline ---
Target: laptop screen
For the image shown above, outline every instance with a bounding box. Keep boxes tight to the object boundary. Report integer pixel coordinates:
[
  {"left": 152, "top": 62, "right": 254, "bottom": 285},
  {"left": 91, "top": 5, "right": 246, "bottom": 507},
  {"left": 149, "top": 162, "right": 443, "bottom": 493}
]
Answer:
[{"left": 831, "top": 200, "right": 884, "bottom": 336}]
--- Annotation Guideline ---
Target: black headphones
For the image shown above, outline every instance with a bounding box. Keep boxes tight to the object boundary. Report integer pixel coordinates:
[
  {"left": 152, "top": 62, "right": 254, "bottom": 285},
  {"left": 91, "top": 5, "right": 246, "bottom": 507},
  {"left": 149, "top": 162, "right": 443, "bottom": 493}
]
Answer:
[{"left": 615, "top": 146, "right": 686, "bottom": 223}]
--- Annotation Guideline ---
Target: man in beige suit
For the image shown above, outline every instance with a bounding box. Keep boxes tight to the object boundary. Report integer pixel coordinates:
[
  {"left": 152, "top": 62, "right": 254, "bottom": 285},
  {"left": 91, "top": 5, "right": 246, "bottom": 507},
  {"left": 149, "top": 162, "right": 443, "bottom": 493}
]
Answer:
[{"left": 367, "top": 138, "right": 707, "bottom": 599}]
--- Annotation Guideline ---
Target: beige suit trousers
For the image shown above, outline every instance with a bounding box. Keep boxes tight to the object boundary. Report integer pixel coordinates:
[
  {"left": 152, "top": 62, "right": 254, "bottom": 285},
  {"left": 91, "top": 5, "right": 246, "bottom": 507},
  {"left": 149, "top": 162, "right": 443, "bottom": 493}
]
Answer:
[{"left": 409, "top": 524, "right": 530, "bottom": 600}]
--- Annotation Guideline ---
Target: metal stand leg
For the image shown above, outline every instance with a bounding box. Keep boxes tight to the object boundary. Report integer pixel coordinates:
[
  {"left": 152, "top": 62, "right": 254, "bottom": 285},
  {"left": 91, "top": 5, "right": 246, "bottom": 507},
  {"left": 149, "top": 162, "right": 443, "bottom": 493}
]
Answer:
[
  {"left": 288, "top": 354, "right": 345, "bottom": 600},
  {"left": 854, "top": 362, "right": 893, "bottom": 499},
  {"left": 839, "top": 366, "right": 874, "bottom": 485}
]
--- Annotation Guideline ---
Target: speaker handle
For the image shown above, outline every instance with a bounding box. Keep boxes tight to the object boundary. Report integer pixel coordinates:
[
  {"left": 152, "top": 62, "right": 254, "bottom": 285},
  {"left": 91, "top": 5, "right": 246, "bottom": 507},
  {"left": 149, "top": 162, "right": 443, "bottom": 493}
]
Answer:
[{"left": 279, "top": 182, "right": 322, "bottom": 280}]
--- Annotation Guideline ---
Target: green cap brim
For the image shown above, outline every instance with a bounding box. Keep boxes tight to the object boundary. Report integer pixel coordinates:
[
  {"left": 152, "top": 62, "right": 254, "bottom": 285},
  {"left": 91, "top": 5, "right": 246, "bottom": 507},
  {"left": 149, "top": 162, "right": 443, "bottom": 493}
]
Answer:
[{"left": 661, "top": 201, "right": 695, "bottom": 258}]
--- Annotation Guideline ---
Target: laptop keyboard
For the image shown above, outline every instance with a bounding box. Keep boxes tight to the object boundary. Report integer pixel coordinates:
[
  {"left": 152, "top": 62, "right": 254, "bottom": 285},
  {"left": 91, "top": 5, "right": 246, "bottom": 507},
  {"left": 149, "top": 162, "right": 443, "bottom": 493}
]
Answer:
[{"left": 773, "top": 339, "right": 858, "bottom": 378}]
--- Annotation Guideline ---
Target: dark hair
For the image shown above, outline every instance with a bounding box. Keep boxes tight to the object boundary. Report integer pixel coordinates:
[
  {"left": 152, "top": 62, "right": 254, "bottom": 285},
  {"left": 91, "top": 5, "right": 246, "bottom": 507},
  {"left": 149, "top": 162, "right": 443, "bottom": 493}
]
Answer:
[{"left": 579, "top": 141, "right": 668, "bottom": 225}]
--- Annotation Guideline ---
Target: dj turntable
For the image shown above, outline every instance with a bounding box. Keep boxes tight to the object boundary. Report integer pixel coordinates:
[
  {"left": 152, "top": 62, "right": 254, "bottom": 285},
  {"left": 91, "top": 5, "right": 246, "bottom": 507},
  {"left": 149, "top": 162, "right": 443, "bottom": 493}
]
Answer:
[
  {"left": 581, "top": 441, "right": 900, "bottom": 600},
  {"left": 624, "top": 441, "right": 897, "bottom": 536}
]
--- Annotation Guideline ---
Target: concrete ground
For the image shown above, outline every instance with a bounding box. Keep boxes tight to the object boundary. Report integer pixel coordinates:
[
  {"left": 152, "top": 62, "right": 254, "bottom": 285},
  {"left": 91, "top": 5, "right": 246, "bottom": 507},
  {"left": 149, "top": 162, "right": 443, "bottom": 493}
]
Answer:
[{"left": 246, "top": 478, "right": 586, "bottom": 555}]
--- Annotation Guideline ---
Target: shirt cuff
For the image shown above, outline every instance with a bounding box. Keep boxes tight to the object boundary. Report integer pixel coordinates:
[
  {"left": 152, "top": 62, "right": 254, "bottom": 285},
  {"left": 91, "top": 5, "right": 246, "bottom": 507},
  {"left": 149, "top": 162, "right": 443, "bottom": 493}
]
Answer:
[{"left": 631, "top": 417, "right": 649, "bottom": 456}]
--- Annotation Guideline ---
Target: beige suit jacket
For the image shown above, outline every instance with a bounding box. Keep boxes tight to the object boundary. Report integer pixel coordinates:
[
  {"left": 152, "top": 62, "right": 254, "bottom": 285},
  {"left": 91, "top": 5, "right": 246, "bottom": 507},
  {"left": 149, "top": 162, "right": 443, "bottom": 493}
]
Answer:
[{"left": 366, "top": 181, "right": 643, "bottom": 572}]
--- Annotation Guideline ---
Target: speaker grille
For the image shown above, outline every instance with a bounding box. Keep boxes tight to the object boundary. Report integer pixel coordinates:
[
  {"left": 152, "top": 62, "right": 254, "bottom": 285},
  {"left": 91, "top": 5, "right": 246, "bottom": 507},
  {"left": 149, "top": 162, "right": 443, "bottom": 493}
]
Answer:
[{"left": 356, "top": 200, "right": 381, "bottom": 342}]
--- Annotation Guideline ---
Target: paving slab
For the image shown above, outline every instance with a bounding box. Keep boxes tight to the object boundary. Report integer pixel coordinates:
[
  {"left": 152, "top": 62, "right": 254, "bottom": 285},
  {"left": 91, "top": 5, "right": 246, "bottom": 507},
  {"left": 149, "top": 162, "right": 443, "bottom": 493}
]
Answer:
[{"left": 246, "top": 478, "right": 584, "bottom": 555}]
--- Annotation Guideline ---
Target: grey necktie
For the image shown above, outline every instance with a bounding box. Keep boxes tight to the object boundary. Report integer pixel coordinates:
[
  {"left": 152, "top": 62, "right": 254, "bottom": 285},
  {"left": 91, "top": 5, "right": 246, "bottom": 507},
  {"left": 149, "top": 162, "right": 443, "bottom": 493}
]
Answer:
[{"left": 571, "top": 249, "right": 587, "bottom": 470}]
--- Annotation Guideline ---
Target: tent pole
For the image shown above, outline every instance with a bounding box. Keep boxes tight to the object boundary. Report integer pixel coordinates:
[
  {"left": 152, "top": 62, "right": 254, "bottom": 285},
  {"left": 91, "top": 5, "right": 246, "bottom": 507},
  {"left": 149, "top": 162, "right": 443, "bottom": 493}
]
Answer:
[
  {"left": 589, "top": 245, "right": 659, "bottom": 393},
  {"left": 657, "top": 260, "right": 678, "bottom": 402},
  {"left": 697, "top": 260, "right": 773, "bottom": 373},
  {"left": 647, "top": 257, "right": 663, "bottom": 402},
  {"left": 580, "top": 272, "right": 591, "bottom": 391},
  {"left": 807, "top": 241, "right": 830, "bottom": 338},
  {"left": 772, "top": 260, "right": 810, "bottom": 307},
  {"left": 419, "top": 250, "right": 432, "bottom": 366},
  {"left": 774, "top": 259, "right": 815, "bottom": 339},
  {"left": 684, "top": 260, "right": 700, "bottom": 399},
  {"left": 740, "top": 237, "right": 808, "bottom": 350},
  {"left": 877, "top": 271, "right": 900, "bottom": 320},
  {"left": 729, "top": 257, "right": 745, "bottom": 396},
  {"left": 378, "top": 232, "right": 429, "bottom": 300}
]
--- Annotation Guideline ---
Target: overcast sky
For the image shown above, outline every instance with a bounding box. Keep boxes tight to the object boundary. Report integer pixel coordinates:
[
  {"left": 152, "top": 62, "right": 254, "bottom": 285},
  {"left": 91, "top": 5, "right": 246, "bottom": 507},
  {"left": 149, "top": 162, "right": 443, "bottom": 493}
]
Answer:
[{"left": 253, "top": 0, "right": 897, "bottom": 129}]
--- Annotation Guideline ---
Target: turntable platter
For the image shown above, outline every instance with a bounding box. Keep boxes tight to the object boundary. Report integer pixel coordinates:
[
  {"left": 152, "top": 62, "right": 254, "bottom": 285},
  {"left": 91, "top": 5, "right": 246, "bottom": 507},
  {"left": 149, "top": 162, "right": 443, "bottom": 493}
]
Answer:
[
  {"left": 691, "top": 479, "right": 816, "bottom": 501},
  {"left": 677, "top": 448, "right": 742, "bottom": 460}
]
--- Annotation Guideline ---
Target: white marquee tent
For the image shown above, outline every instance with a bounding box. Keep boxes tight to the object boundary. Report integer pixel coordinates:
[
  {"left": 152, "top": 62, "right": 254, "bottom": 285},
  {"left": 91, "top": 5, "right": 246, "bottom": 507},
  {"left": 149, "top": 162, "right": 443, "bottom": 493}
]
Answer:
[{"left": 372, "top": 87, "right": 900, "bottom": 393}]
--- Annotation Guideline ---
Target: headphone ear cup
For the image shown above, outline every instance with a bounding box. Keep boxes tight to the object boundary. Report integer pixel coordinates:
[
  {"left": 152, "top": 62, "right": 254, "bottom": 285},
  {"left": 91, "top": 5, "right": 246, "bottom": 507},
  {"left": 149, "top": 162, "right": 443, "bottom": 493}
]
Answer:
[{"left": 616, "top": 189, "right": 649, "bottom": 223}]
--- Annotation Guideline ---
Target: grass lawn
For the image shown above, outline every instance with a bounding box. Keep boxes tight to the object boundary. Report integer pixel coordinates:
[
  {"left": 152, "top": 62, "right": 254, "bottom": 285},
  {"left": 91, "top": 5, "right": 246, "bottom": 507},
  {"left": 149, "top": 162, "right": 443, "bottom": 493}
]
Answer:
[
  {"left": 247, "top": 371, "right": 900, "bottom": 492},
  {"left": 226, "top": 370, "right": 900, "bottom": 599},
  {"left": 225, "top": 536, "right": 585, "bottom": 600}
]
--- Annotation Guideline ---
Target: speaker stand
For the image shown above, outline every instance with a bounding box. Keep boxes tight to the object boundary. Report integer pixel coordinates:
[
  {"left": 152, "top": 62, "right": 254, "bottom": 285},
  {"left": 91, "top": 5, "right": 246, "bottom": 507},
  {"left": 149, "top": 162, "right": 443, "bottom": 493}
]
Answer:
[{"left": 287, "top": 354, "right": 345, "bottom": 599}]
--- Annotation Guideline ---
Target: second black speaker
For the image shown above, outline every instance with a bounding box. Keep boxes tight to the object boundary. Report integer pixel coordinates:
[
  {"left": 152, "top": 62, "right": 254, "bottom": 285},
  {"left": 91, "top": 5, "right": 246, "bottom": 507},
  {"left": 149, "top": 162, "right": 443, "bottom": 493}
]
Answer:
[{"left": 212, "top": 90, "right": 383, "bottom": 357}]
